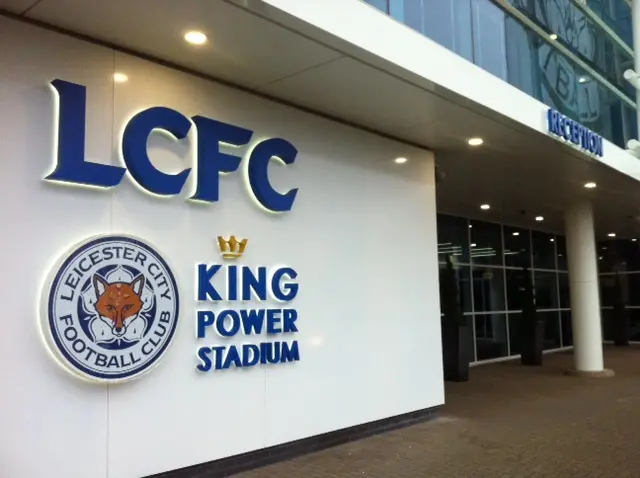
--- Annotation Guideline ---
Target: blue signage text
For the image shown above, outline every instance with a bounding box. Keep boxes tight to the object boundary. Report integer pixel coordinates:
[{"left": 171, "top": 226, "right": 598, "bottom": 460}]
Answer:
[
  {"left": 196, "top": 264, "right": 298, "bottom": 302},
  {"left": 195, "top": 263, "right": 300, "bottom": 372},
  {"left": 196, "top": 308, "right": 299, "bottom": 337},
  {"left": 196, "top": 341, "right": 300, "bottom": 371},
  {"left": 547, "top": 108, "right": 603, "bottom": 157},
  {"left": 47, "top": 79, "right": 299, "bottom": 212}
]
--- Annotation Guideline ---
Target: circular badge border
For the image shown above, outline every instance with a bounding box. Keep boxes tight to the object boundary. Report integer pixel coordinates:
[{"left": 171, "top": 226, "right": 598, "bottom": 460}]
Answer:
[{"left": 40, "top": 233, "right": 180, "bottom": 384}]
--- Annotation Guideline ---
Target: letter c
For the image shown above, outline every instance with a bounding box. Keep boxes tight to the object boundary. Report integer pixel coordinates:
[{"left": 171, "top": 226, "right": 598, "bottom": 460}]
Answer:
[
  {"left": 247, "top": 138, "right": 298, "bottom": 212},
  {"left": 122, "top": 107, "right": 192, "bottom": 195}
]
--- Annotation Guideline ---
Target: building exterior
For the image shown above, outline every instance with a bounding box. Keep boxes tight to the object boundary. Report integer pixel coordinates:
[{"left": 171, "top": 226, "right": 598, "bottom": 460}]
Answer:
[
  {"left": 361, "top": 0, "right": 640, "bottom": 365},
  {"left": 365, "top": 0, "right": 637, "bottom": 150},
  {"left": 1, "top": 1, "right": 640, "bottom": 477}
]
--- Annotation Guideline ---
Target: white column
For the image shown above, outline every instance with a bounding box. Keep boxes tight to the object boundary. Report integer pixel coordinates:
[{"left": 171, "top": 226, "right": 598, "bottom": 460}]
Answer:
[
  {"left": 634, "top": 0, "right": 640, "bottom": 138},
  {"left": 565, "top": 199, "right": 605, "bottom": 372}
]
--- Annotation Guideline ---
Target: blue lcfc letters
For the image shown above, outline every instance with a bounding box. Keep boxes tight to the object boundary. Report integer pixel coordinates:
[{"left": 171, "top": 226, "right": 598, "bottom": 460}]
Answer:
[
  {"left": 47, "top": 79, "right": 299, "bottom": 212},
  {"left": 248, "top": 138, "right": 299, "bottom": 213},
  {"left": 122, "top": 107, "right": 192, "bottom": 195},
  {"left": 190, "top": 116, "right": 252, "bottom": 203}
]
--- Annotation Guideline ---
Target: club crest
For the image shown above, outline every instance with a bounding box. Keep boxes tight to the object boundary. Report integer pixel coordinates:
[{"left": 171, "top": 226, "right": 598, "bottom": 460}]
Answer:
[{"left": 41, "top": 235, "right": 179, "bottom": 383}]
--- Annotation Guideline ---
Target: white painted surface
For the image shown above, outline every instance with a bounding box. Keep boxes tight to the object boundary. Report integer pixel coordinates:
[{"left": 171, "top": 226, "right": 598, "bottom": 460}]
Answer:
[
  {"left": 0, "top": 18, "right": 443, "bottom": 478},
  {"left": 257, "top": 0, "right": 640, "bottom": 181},
  {"left": 565, "top": 199, "right": 604, "bottom": 372}
]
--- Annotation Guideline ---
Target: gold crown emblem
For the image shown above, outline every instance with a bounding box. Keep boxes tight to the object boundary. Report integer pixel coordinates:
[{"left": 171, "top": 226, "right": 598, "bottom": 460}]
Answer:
[{"left": 217, "top": 236, "right": 248, "bottom": 260}]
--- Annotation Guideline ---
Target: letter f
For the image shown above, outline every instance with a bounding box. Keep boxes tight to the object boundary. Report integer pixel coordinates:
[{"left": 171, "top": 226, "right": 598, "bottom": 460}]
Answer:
[{"left": 47, "top": 79, "right": 126, "bottom": 187}]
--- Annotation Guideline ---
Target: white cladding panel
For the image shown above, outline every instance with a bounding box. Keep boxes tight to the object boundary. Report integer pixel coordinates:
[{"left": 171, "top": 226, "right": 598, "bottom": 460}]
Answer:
[{"left": 0, "top": 18, "right": 443, "bottom": 478}]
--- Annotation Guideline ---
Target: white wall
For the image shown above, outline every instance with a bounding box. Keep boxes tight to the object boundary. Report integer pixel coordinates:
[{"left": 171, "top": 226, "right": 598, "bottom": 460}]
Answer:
[{"left": 0, "top": 18, "right": 443, "bottom": 478}]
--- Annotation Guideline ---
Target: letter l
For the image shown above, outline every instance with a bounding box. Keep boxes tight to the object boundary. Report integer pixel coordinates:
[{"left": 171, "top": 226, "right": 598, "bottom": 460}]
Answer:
[{"left": 47, "top": 79, "right": 126, "bottom": 187}]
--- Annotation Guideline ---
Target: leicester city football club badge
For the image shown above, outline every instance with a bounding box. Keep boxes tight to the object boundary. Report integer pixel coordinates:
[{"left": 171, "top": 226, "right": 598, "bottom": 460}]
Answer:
[{"left": 40, "top": 234, "right": 180, "bottom": 383}]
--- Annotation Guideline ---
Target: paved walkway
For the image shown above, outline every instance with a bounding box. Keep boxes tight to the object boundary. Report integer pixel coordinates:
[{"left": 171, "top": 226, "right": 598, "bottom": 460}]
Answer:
[{"left": 236, "top": 346, "right": 640, "bottom": 477}]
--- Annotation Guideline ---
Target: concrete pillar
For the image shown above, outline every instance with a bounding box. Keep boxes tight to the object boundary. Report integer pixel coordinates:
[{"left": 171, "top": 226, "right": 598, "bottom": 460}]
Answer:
[
  {"left": 634, "top": 0, "right": 640, "bottom": 138},
  {"left": 564, "top": 199, "right": 613, "bottom": 377}
]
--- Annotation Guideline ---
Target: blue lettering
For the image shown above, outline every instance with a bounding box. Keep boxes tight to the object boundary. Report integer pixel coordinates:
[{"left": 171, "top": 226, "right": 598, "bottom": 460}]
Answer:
[
  {"left": 45, "top": 80, "right": 299, "bottom": 211},
  {"left": 581, "top": 126, "right": 590, "bottom": 149},
  {"left": 197, "top": 264, "right": 222, "bottom": 301},
  {"left": 241, "top": 309, "right": 265, "bottom": 334},
  {"left": 562, "top": 118, "right": 571, "bottom": 140},
  {"left": 242, "top": 266, "right": 267, "bottom": 300},
  {"left": 47, "top": 79, "right": 126, "bottom": 188},
  {"left": 282, "top": 309, "right": 299, "bottom": 333},
  {"left": 571, "top": 122, "right": 580, "bottom": 144},
  {"left": 594, "top": 135, "right": 603, "bottom": 156},
  {"left": 271, "top": 267, "right": 298, "bottom": 301},
  {"left": 212, "top": 346, "right": 226, "bottom": 370},
  {"left": 199, "top": 340, "right": 300, "bottom": 371},
  {"left": 547, "top": 109, "right": 559, "bottom": 135},
  {"left": 261, "top": 341, "right": 281, "bottom": 364},
  {"left": 122, "top": 107, "right": 192, "bottom": 195},
  {"left": 242, "top": 344, "right": 260, "bottom": 367},
  {"left": 190, "top": 116, "right": 252, "bottom": 202},
  {"left": 247, "top": 138, "right": 298, "bottom": 212},
  {"left": 216, "top": 310, "right": 241, "bottom": 337},
  {"left": 222, "top": 345, "right": 242, "bottom": 369},
  {"left": 196, "top": 347, "right": 212, "bottom": 372},
  {"left": 196, "top": 311, "right": 215, "bottom": 338},
  {"left": 547, "top": 109, "right": 603, "bottom": 157},
  {"left": 95, "top": 353, "right": 108, "bottom": 367},
  {"left": 267, "top": 309, "right": 282, "bottom": 334},
  {"left": 228, "top": 265, "right": 238, "bottom": 301},
  {"left": 281, "top": 341, "right": 300, "bottom": 362},
  {"left": 589, "top": 133, "right": 596, "bottom": 153}
]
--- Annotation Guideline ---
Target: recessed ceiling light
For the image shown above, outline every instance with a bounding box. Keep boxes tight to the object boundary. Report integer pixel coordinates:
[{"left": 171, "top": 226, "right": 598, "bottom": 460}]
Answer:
[
  {"left": 550, "top": 238, "right": 555, "bottom": 242},
  {"left": 113, "top": 72, "right": 128, "bottom": 83},
  {"left": 480, "top": 204, "right": 490, "bottom": 210},
  {"left": 512, "top": 232, "right": 520, "bottom": 236},
  {"left": 469, "top": 225, "right": 473, "bottom": 228},
  {"left": 608, "top": 233, "right": 616, "bottom": 237},
  {"left": 394, "top": 157, "right": 408, "bottom": 164},
  {"left": 468, "top": 137, "right": 484, "bottom": 146},
  {"left": 584, "top": 182, "right": 596, "bottom": 188},
  {"left": 549, "top": 33, "right": 558, "bottom": 40},
  {"left": 184, "top": 31, "right": 208, "bottom": 45},
  {"left": 535, "top": 216, "right": 544, "bottom": 221},
  {"left": 471, "top": 243, "right": 477, "bottom": 247},
  {"left": 633, "top": 238, "right": 638, "bottom": 242}
]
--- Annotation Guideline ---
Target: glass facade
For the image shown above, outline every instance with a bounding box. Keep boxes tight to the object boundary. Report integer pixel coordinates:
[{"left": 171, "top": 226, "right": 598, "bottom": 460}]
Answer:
[
  {"left": 438, "top": 214, "right": 640, "bottom": 363},
  {"left": 587, "top": 0, "right": 633, "bottom": 48},
  {"left": 597, "top": 238, "right": 640, "bottom": 341},
  {"left": 363, "top": 0, "right": 637, "bottom": 149},
  {"left": 437, "top": 214, "right": 572, "bottom": 363}
]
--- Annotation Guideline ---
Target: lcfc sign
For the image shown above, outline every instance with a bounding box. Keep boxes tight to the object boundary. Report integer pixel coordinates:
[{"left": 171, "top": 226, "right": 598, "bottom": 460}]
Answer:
[
  {"left": 47, "top": 79, "right": 298, "bottom": 212},
  {"left": 41, "top": 235, "right": 179, "bottom": 383}
]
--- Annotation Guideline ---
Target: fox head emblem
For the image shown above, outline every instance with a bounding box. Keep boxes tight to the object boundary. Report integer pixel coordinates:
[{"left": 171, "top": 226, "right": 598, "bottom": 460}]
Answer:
[{"left": 93, "top": 274, "right": 145, "bottom": 337}]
